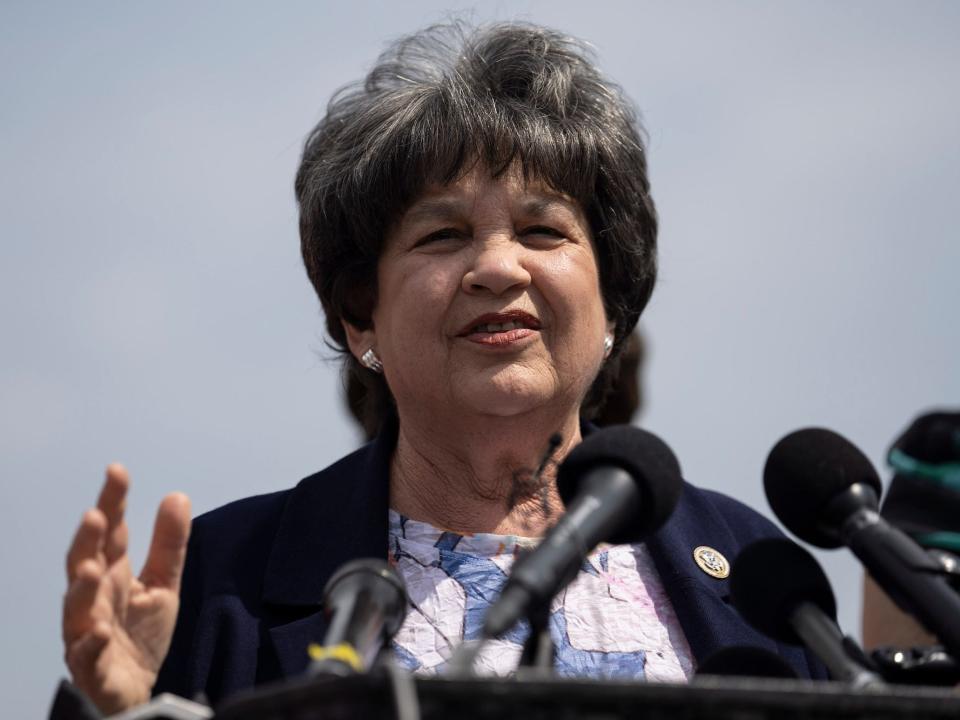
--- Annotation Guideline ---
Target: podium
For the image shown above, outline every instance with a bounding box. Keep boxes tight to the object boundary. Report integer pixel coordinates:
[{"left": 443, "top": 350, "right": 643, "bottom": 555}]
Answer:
[{"left": 214, "top": 673, "right": 960, "bottom": 720}]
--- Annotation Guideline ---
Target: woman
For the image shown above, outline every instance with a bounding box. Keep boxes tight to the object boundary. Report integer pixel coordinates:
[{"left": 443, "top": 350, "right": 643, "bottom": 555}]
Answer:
[{"left": 62, "top": 22, "right": 824, "bottom": 714}]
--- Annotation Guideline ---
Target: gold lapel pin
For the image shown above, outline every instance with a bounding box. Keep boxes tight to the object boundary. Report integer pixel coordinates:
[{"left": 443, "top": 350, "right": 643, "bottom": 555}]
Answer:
[{"left": 693, "top": 545, "right": 730, "bottom": 579}]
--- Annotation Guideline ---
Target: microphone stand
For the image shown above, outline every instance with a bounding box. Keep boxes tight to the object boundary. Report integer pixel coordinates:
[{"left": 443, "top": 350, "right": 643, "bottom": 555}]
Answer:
[{"left": 518, "top": 602, "right": 554, "bottom": 672}]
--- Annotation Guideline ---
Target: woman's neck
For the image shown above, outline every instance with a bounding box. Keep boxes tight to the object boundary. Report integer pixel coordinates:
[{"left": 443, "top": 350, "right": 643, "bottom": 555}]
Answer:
[{"left": 389, "top": 410, "right": 583, "bottom": 537}]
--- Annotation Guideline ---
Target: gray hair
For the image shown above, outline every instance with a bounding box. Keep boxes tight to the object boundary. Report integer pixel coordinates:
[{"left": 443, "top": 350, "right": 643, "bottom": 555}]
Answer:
[{"left": 295, "top": 21, "right": 657, "bottom": 432}]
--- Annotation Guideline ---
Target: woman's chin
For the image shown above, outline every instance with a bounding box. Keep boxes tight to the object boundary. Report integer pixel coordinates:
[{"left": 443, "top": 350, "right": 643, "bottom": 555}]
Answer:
[{"left": 450, "top": 372, "right": 561, "bottom": 418}]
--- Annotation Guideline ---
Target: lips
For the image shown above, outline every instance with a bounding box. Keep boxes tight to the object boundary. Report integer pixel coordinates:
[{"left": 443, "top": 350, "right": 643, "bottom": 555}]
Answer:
[{"left": 457, "top": 311, "right": 542, "bottom": 337}]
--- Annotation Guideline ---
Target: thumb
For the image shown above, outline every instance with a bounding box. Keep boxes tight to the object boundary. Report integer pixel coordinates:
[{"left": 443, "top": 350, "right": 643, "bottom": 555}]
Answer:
[{"left": 140, "top": 493, "right": 192, "bottom": 591}]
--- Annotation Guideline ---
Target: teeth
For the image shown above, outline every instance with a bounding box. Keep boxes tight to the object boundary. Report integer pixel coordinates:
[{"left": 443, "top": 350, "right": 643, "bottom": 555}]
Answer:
[{"left": 474, "top": 320, "right": 526, "bottom": 333}]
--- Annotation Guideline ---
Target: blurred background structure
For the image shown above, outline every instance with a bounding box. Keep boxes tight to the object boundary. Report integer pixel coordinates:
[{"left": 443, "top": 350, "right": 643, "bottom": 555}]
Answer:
[{"left": 2, "top": 2, "right": 959, "bottom": 714}]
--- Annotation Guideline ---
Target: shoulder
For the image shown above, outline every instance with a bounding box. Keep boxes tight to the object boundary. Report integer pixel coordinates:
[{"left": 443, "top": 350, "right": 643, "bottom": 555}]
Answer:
[
  {"left": 182, "top": 447, "right": 363, "bottom": 585},
  {"left": 189, "top": 445, "right": 373, "bottom": 547},
  {"left": 646, "top": 481, "right": 787, "bottom": 589},
  {"left": 192, "top": 489, "right": 289, "bottom": 538},
  {"left": 647, "top": 480, "right": 786, "bottom": 589},
  {"left": 185, "top": 490, "right": 288, "bottom": 574},
  {"left": 179, "top": 489, "right": 293, "bottom": 606},
  {"left": 182, "top": 441, "right": 388, "bottom": 602},
  {"left": 691, "top": 485, "right": 784, "bottom": 541}
]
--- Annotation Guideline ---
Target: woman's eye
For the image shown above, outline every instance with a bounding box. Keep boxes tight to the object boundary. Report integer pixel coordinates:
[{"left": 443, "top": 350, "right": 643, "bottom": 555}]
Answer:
[
  {"left": 521, "top": 226, "right": 565, "bottom": 242},
  {"left": 418, "top": 228, "right": 464, "bottom": 246}
]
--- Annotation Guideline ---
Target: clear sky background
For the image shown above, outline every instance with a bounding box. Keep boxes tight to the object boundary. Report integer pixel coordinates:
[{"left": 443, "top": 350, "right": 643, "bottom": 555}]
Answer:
[{"left": 2, "top": 1, "right": 959, "bottom": 714}]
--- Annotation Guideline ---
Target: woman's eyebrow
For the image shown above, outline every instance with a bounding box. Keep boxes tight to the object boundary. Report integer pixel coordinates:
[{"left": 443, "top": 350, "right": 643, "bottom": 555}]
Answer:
[
  {"left": 519, "top": 196, "right": 577, "bottom": 218},
  {"left": 402, "top": 198, "right": 464, "bottom": 225},
  {"left": 401, "top": 195, "right": 575, "bottom": 227}
]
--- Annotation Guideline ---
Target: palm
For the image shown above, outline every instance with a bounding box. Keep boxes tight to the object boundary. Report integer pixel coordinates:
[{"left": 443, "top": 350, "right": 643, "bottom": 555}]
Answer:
[
  {"left": 98, "top": 567, "right": 177, "bottom": 692},
  {"left": 64, "top": 466, "right": 191, "bottom": 714}
]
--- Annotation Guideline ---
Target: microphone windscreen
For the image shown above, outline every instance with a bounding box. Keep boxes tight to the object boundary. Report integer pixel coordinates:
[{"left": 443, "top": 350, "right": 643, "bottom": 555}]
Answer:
[
  {"left": 696, "top": 645, "right": 798, "bottom": 679},
  {"left": 557, "top": 425, "right": 682, "bottom": 544},
  {"left": 730, "top": 538, "right": 837, "bottom": 645},
  {"left": 764, "top": 428, "right": 882, "bottom": 548}
]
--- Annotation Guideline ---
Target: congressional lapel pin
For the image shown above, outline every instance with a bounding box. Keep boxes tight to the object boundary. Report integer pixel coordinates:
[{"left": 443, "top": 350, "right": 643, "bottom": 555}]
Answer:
[{"left": 693, "top": 545, "right": 730, "bottom": 579}]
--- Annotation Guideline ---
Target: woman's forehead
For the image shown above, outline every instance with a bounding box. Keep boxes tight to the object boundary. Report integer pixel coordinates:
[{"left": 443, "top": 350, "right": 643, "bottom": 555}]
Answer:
[{"left": 401, "top": 168, "right": 583, "bottom": 223}]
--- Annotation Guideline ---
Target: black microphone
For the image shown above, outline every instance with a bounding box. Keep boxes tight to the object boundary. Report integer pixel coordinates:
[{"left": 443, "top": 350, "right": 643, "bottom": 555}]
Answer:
[
  {"left": 480, "top": 425, "right": 683, "bottom": 639},
  {"left": 763, "top": 428, "right": 960, "bottom": 660},
  {"left": 308, "top": 559, "right": 407, "bottom": 676},
  {"left": 731, "top": 538, "right": 884, "bottom": 687}
]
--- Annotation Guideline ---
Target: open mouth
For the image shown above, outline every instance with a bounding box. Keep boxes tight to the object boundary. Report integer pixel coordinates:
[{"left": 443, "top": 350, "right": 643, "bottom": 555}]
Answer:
[
  {"left": 471, "top": 319, "right": 531, "bottom": 333},
  {"left": 458, "top": 311, "right": 541, "bottom": 337}
]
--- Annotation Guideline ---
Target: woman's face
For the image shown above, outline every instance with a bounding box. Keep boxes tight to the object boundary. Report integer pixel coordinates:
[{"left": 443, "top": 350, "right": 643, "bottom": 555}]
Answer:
[{"left": 347, "top": 164, "right": 613, "bottom": 422}]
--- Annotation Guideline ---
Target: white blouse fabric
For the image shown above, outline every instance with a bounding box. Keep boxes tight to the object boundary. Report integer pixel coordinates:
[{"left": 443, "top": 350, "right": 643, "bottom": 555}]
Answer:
[{"left": 388, "top": 510, "right": 696, "bottom": 681}]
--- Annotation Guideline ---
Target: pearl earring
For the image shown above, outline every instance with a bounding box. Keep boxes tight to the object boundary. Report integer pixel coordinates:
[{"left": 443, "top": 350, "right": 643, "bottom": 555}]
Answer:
[
  {"left": 360, "top": 348, "right": 383, "bottom": 373},
  {"left": 603, "top": 335, "right": 614, "bottom": 356}
]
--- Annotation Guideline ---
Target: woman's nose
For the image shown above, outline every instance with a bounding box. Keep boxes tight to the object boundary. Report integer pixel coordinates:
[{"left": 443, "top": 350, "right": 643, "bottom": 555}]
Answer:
[{"left": 461, "top": 237, "right": 532, "bottom": 296}]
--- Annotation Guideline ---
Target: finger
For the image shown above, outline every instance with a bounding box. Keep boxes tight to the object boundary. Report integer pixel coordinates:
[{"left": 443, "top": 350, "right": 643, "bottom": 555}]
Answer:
[
  {"left": 97, "top": 464, "right": 130, "bottom": 563},
  {"left": 66, "top": 509, "right": 107, "bottom": 583},
  {"left": 63, "top": 559, "right": 105, "bottom": 643},
  {"left": 140, "top": 492, "right": 191, "bottom": 591}
]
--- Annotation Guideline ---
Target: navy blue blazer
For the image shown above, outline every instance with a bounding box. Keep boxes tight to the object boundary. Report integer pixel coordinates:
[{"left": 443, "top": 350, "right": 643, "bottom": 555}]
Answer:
[{"left": 154, "top": 426, "right": 827, "bottom": 704}]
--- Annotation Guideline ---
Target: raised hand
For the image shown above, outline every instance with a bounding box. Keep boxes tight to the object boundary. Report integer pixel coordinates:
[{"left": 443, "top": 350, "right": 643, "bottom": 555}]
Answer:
[{"left": 62, "top": 464, "right": 191, "bottom": 714}]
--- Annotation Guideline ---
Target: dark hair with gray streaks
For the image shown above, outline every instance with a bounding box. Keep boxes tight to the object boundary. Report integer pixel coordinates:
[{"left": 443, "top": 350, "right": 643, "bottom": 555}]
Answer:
[{"left": 295, "top": 21, "right": 657, "bottom": 433}]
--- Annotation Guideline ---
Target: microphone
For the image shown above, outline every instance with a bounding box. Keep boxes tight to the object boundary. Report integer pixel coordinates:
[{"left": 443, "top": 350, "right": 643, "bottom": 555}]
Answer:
[
  {"left": 308, "top": 559, "right": 408, "bottom": 676},
  {"left": 730, "top": 538, "right": 884, "bottom": 687},
  {"left": 480, "top": 425, "right": 683, "bottom": 640},
  {"left": 763, "top": 428, "right": 960, "bottom": 660}
]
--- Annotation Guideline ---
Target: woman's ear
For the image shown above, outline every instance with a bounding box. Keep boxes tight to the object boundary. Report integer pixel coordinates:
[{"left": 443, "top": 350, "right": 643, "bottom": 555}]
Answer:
[{"left": 341, "top": 319, "right": 377, "bottom": 362}]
